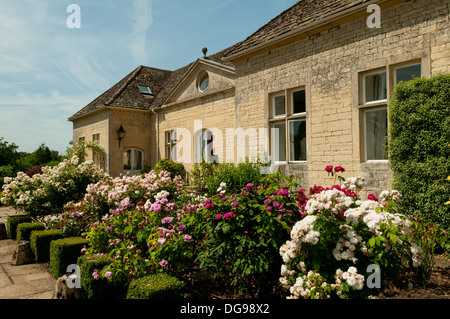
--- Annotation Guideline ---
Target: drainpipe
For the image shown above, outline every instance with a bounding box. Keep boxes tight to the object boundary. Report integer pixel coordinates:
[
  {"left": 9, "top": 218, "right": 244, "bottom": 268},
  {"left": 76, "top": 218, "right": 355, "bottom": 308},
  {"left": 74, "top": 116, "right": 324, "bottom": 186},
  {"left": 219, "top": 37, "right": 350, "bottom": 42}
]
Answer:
[{"left": 151, "top": 108, "right": 159, "bottom": 165}]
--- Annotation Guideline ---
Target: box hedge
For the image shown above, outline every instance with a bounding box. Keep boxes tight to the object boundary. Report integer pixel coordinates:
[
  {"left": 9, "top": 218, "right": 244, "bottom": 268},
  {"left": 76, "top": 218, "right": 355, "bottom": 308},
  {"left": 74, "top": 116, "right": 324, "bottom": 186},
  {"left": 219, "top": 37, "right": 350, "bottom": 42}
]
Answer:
[
  {"left": 6, "top": 215, "right": 32, "bottom": 239},
  {"left": 77, "top": 255, "right": 126, "bottom": 299},
  {"left": 389, "top": 73, "right": 450, "bottom": 229},
  {"left": 50, "top": 237, "right": 87, "bottom": 279},
  {"left": 126, "top": 273, "right": 185, "bottom": 300},
  {"left": 16, "top": 222, "right": 45, "bottom": 242},
  {"left": 30, "top": 229, "right": 65, "bottom": 263}
]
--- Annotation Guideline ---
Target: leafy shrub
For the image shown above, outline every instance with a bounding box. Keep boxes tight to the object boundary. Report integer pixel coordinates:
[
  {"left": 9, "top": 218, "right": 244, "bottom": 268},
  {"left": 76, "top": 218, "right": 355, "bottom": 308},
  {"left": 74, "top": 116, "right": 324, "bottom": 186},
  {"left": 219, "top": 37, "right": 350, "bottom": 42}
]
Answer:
[
  {"left": 389, "top": 73, "right": 450, "bottom": 229},
  {"left": 6, "top": 215, "right": 31, "bottom": 239},
  {"left": 77, "top": 254, "right": 125, "bottom": 299},
  {"left": 153, "top": 158, "right": 186, "bottom": 180},
  {"left": 204, "top": 159, "right": 264, "bottom": 196},
  {"left": 30, "top": 229, "right": 65, "bottom": 262},
  {"left": 189, "top": 160, "right": 216, "bottom": 192},
  {"left": 192, "top": 172, "right": 302, "bottom": 297},
  {"left": 126, "top": 273, "right": 185, "bottom": 299},
  {"left": 25, "top": 165, "right": 43, "bottom": 177},
  {"left": 16, "top": 222, "right": 45, "bottom": 241},
  {"left": 50, "top": 237, "right": 87, "bottom": 279}
]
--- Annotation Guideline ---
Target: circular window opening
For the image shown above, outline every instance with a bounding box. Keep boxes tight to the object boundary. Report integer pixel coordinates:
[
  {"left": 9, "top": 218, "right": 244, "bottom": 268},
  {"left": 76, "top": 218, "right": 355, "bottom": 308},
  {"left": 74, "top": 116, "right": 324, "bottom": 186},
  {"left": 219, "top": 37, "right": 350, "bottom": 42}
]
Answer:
[{"left": 198, "top": 72, "right": 209, "bottom": 92}]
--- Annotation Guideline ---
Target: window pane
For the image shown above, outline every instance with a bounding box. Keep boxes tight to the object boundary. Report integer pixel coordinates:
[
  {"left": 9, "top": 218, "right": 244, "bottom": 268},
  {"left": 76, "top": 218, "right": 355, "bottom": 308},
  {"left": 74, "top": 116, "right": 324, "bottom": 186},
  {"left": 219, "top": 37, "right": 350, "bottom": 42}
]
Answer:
[
  {"left": 199, "top": 75, "right": 209, "bottom": 92},
  {"left": 364, "top": 72, "right": 387, "bottom": 103},
  {"left": 123, "top": 150, "right": 131, "bottom": 170},
  {"left": 292, "top": 90, "right": 306, "bottom": 114},
  {"left": 365, "top": 109, "right": 387, "bottom": 161},
  {"left": 273, "top": 95, "right": 286, "bottom": 117},
  {"left": 134, "top": 150, "right": 143, "bottom": 170},
  {"left": 395, "top": 64, "right": 421, "bottom": 84},
  {"left": 271, "top": 122, "right": 286, "bottom": 162},
  {"left": 165, "top": 131, "right": 171, "bottom": 145},
  {"left": 289, "top": 120, "right": 306, "bottom": 161}
]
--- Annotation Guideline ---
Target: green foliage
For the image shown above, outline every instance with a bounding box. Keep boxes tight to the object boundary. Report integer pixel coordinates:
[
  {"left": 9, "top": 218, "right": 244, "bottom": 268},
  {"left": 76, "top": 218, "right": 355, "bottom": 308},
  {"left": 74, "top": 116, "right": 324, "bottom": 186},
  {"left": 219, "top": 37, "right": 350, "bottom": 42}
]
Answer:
[
  {"left": 77, "top": 255, "right": 125, "bottom": 299},
  {"left": 66, "top": 140, "right": 106, "bottom": 168},
  {"left": 30, "top": 229, "right": 65, "bottom": 263},
  {"left": 389, "top": 73, "right": 450, "bottom": 229},
  {"left": 49, "top": 237, "right": 87, "bottom": 279},
  {"left": 409, "top": 216, "right": 450, "bottom": 287},
  {"left": 0, "top": 138, "right": 19, "bottom": 167},
  {"left": 126, "top": 273, "right": 185, "bottom": 299},
  {"left": 16, "top": 222, "right": 45, "bottom": 241},
  {"left": 189, "top": 160, "right": 216, "bottom": 192},
  {"left": 204, "top": 159, "right": 264, "bottom": 197},
  {"left": 153, "top": 158, "right": 186, "bottom": 180},
  {"left": 6, "top": 215, "right": 32, "bottom": 239},
  {"left": 192, "top": 172, "right": 302, "bottom": 297}
]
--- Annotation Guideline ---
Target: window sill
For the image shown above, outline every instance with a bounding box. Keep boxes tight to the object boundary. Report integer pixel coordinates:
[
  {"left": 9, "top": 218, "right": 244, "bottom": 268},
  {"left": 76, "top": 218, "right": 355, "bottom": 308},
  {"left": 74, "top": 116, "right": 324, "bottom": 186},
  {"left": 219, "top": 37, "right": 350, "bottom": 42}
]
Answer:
[{"left": 358, "top": 100, "right": 388, "bottom": 109}]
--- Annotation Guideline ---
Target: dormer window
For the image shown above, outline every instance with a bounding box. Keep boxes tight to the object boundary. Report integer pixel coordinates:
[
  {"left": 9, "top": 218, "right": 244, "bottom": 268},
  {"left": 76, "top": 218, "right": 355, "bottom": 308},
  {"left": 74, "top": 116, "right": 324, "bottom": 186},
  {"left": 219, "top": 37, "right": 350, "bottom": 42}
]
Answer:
[
  {"left": 198, "top": 72, "right": 209, "bottom": 93},
  {"left": 137, "top": 84, "right": 153, "bottom": 95}
]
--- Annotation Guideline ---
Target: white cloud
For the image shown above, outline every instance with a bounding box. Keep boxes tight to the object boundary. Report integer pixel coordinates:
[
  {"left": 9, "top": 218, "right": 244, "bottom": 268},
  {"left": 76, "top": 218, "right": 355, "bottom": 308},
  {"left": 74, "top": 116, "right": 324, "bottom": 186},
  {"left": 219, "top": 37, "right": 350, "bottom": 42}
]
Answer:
[{"left": 128, "top": 0, "right": 154, "bottom": 64}]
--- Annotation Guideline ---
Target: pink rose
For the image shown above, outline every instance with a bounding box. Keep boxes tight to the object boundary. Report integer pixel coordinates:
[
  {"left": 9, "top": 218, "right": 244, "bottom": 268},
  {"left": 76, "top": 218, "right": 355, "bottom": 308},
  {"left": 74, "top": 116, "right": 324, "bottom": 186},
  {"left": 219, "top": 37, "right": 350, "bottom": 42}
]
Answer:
[
  {"left": 216, "top": 214, "right": 223, "bottom": 221},
  {"left": 184, "top": 234, "right": 192, "bottom": 242}
]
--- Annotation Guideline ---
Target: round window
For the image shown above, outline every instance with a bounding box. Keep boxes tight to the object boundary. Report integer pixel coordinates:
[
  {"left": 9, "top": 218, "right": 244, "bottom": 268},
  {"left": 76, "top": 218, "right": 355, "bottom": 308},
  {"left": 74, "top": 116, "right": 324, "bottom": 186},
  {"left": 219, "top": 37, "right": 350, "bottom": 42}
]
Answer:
[{"left": 198, "top": 72, "right": 209, "bottom": 92}]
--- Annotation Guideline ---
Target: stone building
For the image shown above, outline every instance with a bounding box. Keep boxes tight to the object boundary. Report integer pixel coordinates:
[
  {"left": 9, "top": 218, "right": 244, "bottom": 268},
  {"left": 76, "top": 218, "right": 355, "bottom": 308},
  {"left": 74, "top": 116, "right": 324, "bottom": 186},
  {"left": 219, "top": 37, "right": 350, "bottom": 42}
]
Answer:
[{"left": 69, "top": 0, "right": 450, "bottom": 195}]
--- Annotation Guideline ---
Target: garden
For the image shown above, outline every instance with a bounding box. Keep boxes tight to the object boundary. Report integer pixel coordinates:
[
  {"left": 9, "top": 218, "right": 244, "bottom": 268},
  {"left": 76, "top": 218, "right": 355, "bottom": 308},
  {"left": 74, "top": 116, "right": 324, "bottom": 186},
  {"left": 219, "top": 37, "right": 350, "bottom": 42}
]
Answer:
[{"left": 0, "top": 74, "right": 449, "bottom": 299}]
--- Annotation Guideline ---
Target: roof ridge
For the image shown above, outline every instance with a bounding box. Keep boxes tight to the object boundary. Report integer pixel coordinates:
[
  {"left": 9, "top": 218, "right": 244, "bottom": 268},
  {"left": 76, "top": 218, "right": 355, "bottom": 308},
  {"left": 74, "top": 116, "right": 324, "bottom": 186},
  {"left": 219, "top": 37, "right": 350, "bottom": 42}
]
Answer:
[{"left": 104, "top": 65, "right": 143, "bottom": 106}]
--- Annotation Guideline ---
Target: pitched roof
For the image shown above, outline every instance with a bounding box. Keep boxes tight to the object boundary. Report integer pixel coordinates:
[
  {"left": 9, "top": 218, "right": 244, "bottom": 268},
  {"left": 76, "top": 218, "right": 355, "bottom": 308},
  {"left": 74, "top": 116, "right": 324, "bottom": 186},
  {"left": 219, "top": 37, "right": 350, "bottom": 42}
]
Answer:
[
  {"left": 225, "top": 0, "right": 371, "bottom": 59},
  {"left": 69, "top": 65, "right": 172, "bottom": 120},
  {"left": 69, "top": 46, "right": 237, "bottom": 120}
]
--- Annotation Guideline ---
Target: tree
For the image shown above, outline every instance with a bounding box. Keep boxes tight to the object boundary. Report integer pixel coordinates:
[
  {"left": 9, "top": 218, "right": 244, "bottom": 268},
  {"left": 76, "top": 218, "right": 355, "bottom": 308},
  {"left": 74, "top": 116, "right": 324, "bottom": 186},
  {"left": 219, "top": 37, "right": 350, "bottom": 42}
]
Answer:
[{"left": 0, "top": 138, "right": 19, "bottom": 167}]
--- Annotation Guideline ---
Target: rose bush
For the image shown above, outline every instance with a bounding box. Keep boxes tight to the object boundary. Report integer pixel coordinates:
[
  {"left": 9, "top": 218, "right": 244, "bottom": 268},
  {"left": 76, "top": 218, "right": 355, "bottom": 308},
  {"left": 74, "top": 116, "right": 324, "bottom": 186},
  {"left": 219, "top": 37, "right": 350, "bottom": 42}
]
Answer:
[
  {"left": 0, "top": 156, "right": 109, "bottom": 216},
  {"left": 190, "top": 172, "right": 303, "bottom": 297},
  {"left": 279, "top": 166, "right": 427, "bottom": 299},
  {"left": 79, "top": 170, "right": 199, "bottom": 285}
]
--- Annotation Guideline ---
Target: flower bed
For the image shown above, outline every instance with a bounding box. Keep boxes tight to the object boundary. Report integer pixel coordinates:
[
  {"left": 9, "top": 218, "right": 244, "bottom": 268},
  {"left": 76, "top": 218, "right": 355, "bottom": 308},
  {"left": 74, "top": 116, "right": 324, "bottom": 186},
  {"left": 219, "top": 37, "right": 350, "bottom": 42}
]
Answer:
[{"left": 1, "top": 159, "right": 448, "bottom": 299}]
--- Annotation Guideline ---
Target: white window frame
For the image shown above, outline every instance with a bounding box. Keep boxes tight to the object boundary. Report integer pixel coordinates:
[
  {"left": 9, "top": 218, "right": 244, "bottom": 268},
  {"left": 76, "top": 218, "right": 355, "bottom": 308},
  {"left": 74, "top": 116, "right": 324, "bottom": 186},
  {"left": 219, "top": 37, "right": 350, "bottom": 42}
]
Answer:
[
  {"left": 363, "top": 107, "right": 388, "bottom": 162},
  {"left": 272, "top": 93, "right": 286, "bottom": 118},
  {"left": 269, "top": 88, "right": 307, "bottom": 164},
  {"left": 362, "top": 70, "right": 388, "bottom": 105},
  {"left": 165, "top": 130, "right": 177, "bottom": 161},
  {"left": 288, "top": 119, "right": 307, "bottom": 163}
]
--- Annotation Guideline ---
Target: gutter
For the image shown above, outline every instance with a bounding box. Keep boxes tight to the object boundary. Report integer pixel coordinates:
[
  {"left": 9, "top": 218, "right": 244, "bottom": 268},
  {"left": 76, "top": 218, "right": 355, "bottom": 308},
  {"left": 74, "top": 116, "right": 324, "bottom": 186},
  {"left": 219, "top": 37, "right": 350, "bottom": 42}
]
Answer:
[{"left": 224, "top": 0, "right": 386, "bottom": 62}]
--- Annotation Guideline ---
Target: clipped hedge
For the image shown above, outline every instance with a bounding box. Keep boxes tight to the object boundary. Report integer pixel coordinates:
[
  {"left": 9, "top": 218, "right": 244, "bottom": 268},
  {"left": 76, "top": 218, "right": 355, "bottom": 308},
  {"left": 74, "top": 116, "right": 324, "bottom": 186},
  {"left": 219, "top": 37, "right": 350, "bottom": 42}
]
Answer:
[
  {"left": 126, "top": 273, "right": 185, "bottom": 300},
  {"left": 77, "top": 255, "right": 125, "bottom": 299},
  {"left": 50, "top": 237, "right": 87, "bottom": 279},
  {"left": 16, "top": 222, "right": 45, "bottom": 241},
  {"left": 389, "top": 73, "right": 450, "bottom": 229},
  {"left": 6, "top": 215, "right": 31, "bottom": 239},
  {"left": 30, "top": 229, "right": 65, "bottom": 263}
]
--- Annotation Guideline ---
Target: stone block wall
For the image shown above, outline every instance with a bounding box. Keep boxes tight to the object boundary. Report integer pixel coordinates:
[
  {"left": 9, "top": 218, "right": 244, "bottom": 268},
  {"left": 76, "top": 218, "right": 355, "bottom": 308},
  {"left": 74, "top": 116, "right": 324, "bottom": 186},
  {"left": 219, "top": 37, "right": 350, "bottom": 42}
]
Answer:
[{"left": 232, "top": 0, "right": 449, "bottom": 196}]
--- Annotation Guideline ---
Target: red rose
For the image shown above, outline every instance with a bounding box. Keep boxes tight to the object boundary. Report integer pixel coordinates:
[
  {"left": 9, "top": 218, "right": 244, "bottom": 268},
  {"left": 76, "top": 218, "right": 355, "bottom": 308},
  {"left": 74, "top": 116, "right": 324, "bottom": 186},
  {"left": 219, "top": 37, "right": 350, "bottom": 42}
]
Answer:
[
  {"left": 334, "top": 166, "right": 345, "bottom": 173},
  {"left": 325, "top": 165, "right": 334, "bottom": 173}
]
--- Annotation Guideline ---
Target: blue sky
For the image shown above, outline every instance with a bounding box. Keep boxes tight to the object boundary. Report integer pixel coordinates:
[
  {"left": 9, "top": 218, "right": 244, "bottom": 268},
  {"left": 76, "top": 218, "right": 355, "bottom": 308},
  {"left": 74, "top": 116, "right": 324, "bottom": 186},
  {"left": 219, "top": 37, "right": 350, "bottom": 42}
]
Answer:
[{"left": 0, "top": 0, "right": 298, "bottom": 154}]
